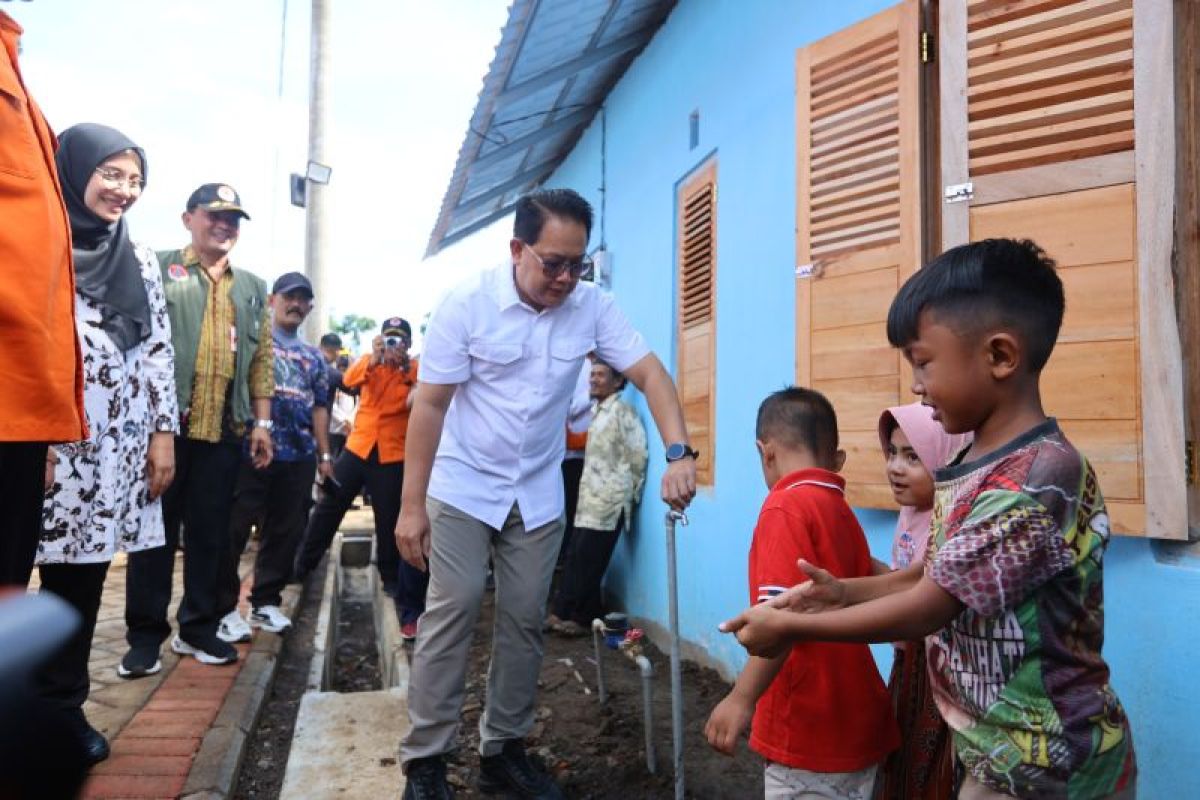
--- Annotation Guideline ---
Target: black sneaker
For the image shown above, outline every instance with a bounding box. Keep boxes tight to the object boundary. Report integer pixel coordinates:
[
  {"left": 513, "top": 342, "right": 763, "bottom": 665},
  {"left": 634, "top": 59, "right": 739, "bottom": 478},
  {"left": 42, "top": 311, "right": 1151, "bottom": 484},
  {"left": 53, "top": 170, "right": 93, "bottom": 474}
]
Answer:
[
  {"left": 478, "top": 740, "right": 563, "bottom": 799},
  {"left": 171, "top": 634, "right": 238, "bottom": 665},
  {"left": 116, "top": 644, "right": 162, "bottom": 679},
  {"left": 403, "top": 756, "right": 454, "bottom": 800}
]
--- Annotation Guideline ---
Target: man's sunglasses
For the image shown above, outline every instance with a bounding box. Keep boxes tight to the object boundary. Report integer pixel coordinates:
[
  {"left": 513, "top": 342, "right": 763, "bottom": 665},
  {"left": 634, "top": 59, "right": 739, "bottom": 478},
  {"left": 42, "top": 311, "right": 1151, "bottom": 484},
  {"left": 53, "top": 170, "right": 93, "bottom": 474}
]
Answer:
[{"left": 523, "top": 243, "right": 593, "bottom": 280}]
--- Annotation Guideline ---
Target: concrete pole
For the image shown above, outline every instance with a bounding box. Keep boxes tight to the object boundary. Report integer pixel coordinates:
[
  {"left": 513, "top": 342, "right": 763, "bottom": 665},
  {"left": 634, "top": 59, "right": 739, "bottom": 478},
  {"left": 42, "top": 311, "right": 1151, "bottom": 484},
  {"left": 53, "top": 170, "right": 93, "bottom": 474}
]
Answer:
[{"left": 304, "top": 0, "right": 331, "bottom": 343}]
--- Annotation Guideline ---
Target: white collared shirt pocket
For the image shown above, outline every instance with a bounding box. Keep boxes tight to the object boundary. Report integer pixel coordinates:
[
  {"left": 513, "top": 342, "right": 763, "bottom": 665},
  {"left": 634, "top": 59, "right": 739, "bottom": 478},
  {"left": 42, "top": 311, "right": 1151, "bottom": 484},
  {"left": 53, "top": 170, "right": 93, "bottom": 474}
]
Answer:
[{"left": 468, "top": 340, "right": 523, "bottom": 380}]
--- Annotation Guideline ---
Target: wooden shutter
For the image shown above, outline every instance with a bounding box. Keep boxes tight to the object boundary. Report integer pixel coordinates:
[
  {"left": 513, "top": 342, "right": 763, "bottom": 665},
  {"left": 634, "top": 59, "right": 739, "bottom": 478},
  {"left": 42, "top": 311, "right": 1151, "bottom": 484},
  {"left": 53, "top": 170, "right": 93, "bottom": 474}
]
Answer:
[
  {"left": 677, "top": 160, "right": 716, "bottom": 486},
  {"left": 940, "top": 0, "right": 1187, "bottom": 538},
  {"left": 796, "top": 0, "right": 922, "bottom": 509}
]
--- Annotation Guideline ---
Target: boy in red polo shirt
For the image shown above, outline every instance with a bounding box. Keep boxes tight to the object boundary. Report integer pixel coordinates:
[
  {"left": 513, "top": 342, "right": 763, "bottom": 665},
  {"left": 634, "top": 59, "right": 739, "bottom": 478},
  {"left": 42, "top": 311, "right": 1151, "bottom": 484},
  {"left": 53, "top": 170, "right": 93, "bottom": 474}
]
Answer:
[{"left": 705, "top": 387, "right": 898, "bottom": 798}]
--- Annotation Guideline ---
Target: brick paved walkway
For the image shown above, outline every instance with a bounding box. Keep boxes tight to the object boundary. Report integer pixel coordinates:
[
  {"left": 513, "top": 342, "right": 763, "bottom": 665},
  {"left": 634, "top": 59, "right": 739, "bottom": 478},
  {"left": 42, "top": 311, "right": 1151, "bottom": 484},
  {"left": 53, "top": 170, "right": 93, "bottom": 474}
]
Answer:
[
  {"left": 29, "top": 509, "right": 375, "bottom": 798},
  {"left": 33, "top": 549, "right": 257, "bottom": 799}
]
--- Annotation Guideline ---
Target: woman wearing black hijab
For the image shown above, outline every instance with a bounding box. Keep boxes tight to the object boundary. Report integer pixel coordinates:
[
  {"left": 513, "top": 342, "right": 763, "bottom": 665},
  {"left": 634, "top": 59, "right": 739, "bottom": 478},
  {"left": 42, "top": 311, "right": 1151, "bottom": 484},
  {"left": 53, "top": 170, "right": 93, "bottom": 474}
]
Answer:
[{"left": 37, "top": 123, "right": 179, "bottom": 763}]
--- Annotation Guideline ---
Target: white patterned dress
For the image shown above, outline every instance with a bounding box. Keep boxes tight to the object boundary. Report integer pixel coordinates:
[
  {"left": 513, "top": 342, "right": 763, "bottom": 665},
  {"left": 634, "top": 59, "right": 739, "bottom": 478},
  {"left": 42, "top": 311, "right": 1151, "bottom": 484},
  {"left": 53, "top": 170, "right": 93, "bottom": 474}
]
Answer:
[{"left": 38, "top": 242, "right": 179, "bottom": 564}]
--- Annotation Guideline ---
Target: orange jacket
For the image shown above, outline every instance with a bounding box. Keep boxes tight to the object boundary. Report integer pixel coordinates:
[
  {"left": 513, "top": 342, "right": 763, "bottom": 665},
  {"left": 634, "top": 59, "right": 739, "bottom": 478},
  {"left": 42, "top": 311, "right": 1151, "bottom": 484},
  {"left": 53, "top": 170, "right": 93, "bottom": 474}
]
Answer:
[
  {"left": 0, "top": 13, "right": 85, "bottom": 442},
  {"left": 343, "top": 354, "right": 417, "bottom": 464}
]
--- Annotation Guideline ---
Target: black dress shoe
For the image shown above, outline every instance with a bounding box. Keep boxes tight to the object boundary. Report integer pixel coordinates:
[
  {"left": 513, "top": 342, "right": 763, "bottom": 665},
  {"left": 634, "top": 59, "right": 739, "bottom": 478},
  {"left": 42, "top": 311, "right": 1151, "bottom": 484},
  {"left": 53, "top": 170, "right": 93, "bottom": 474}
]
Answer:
[
  {"left": 66, "top": 709, "right": 109, "bottom": 765},
  {"left": 403, "top": 755, "right": 454, "bottom": 800},
  {"left": 478, "top": 740, "right": 563, "bottom": 799}
]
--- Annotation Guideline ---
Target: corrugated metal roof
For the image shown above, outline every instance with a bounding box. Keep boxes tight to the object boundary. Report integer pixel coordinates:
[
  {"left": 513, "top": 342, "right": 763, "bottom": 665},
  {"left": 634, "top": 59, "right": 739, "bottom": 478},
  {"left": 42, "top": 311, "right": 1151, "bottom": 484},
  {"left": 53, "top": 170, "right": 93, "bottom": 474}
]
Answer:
[{"left": 425, "top": 0, "right": 675, "bottom": 257}]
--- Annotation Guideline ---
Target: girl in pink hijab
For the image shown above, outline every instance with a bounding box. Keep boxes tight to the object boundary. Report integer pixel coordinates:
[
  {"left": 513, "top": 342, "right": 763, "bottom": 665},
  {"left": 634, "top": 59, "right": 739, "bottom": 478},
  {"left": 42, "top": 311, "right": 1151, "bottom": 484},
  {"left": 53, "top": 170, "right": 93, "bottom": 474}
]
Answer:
[{"left": 874, "top": 403, "right": 969, "bottom": 800}]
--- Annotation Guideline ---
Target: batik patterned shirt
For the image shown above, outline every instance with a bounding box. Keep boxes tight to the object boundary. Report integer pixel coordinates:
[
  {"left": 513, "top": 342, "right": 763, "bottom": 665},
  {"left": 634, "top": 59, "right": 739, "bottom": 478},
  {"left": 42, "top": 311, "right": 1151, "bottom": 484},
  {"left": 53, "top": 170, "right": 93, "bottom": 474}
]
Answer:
[
  {"left": 924, "top": 420, "right": 1136, "bottom": 798},
  {"left": 574, "top": 393, "right": 647, "bottom": 531},
  {"left": 258, "top": 328, "right": 330, "bottom": 462},
  {"left": 183, "top": 246, "right": 273, "bottom": 442}
]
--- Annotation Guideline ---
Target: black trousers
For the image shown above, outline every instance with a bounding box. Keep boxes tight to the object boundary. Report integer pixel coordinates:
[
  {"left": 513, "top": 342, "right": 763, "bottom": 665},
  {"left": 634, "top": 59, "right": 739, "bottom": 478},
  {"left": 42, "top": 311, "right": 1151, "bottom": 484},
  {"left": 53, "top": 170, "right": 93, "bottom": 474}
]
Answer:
[
  {"left": 34, "top": 562, "right": 110, "bottom": 711},
  {"left": 329, "top": 432, "right": 347, "bottom": 458},
  {"left": 552, "top": 513, "right": 624, "bottom": 626},
  {"left": 559, "top": 457, "right": 584, "bottom": 563},
  {"left": 221, "top": 458, "right": 316, "bottom": 612},
  {"left": 295, "top": 448, "right": 426, "bottom": 621},
  {"left": 125, "top": 437, "right": 241, "bottom": 647},
  {"left": 0, "top": 442, "right": 49, "bottom": 587}
]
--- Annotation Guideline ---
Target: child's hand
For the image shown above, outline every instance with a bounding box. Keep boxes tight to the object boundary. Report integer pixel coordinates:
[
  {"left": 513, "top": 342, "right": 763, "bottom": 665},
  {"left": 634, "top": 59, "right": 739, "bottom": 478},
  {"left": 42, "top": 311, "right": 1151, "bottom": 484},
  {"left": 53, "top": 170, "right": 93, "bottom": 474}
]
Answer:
[
  {"left": 767, "top": 559, "right": 847, "bottom": 613},
  {"left": 719, "top": 603, "right": 792, "bottom": 658},
  {"left": 704, "top": 693, "right": 754, "bottom": 755}
]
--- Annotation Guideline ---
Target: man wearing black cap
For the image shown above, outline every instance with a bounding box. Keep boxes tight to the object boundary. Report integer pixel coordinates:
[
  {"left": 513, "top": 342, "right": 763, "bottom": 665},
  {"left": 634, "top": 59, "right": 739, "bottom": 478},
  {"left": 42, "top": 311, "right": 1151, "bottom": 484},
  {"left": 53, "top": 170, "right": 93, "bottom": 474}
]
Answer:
[
  {"left": 220, "top": 272, "right": 332, "bottom": 637},
  {"left": 121, "top": 184, "right": 274, "bottom": 675},
  {"left": 294, "top": 316, "right": 425, "bottom": 637}
]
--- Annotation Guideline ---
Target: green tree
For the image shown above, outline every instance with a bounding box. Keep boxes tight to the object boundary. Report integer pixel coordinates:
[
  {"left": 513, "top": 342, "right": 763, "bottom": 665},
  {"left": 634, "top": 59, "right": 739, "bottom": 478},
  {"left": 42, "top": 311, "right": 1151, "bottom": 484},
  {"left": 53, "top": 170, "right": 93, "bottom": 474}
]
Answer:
[{"left": 330, "top": 313, "right": 376, "bottom": 350}]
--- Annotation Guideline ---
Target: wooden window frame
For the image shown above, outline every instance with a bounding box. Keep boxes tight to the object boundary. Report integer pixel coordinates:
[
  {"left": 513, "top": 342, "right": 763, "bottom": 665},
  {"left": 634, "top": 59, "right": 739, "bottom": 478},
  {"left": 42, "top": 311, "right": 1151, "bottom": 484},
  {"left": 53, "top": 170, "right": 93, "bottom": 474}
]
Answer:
[
  {"left": 676, "top": 158, "right": 718, "bottom": 487},
  {"left": 938, "top": 0, "right": 1191, "bottom": 539}
]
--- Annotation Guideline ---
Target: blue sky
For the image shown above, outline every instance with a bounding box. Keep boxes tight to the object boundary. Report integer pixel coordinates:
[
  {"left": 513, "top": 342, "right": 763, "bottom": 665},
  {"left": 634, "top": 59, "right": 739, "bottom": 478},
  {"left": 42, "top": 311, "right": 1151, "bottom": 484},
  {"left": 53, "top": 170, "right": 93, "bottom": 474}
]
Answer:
[{"left": 8, "top": 0, "right": 516, "bottom": 347}]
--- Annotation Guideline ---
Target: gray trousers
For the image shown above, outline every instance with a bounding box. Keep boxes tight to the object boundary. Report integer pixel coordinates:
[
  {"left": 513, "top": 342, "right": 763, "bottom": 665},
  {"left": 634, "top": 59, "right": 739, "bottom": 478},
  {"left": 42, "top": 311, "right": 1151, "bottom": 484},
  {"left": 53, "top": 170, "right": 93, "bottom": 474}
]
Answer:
[{"left": 401, "top": 498, "right": 564, "bottom": 763}]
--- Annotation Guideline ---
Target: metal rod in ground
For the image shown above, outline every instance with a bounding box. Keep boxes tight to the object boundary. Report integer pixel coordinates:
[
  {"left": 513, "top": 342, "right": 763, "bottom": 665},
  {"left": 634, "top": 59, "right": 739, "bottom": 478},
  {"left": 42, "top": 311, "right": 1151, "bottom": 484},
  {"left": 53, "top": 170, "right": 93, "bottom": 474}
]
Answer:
[
  {"left": 636, "top": 655, "right": 657, "bottom": 774},
  {"left": 591, "top": 618, "right": 608, "bottom": 704},
  {"left": 665, "top": 510, "right": 688, "bottom": 800}
]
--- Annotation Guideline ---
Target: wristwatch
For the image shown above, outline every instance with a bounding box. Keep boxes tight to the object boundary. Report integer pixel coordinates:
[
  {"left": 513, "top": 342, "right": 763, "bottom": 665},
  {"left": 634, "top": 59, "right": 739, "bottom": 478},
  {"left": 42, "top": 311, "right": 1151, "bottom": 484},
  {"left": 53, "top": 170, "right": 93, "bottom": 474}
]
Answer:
[
  {"left": 254, "top": 418, "right": 275, "bottom": 431},
  {"left": 320, "top": 453, "right": 333, "bottom": 463},
  {"left": 664, "top": 443, "right": 699, "bottom": 464}
]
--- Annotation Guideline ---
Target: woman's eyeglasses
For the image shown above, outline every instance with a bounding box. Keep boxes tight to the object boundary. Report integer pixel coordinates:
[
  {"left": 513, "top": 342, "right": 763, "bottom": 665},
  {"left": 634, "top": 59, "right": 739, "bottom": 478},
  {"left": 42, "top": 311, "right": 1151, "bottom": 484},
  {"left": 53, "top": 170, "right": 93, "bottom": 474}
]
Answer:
[
  {"left": 523, "top": 243, "right": 592, "bottom": 280},
  {"left": 93, "top": 167, "right": 143, "bottom": 192}
]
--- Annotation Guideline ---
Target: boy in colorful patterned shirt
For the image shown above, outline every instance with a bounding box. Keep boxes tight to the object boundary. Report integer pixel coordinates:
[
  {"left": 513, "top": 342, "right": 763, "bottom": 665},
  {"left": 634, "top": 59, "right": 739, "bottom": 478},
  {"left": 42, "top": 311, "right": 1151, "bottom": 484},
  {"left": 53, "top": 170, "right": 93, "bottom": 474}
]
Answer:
[{"left": 721, "top": 239, "right": 1136, "bottom": 799}]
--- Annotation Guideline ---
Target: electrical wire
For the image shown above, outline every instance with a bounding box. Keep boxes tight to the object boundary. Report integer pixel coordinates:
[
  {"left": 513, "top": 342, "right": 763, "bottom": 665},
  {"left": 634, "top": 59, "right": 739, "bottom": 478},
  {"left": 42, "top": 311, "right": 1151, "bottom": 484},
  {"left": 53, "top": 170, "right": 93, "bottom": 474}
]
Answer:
[{"left": 470, "top": 102, "right": 599, "bottom": 147}]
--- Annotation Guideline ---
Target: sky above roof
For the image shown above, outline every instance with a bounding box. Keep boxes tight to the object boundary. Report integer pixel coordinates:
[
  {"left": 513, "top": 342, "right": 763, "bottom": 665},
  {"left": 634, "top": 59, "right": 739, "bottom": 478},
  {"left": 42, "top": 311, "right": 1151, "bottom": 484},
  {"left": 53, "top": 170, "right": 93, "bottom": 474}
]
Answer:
[{"left": 8, "top": 0, "right": 516, "bottom": 348}]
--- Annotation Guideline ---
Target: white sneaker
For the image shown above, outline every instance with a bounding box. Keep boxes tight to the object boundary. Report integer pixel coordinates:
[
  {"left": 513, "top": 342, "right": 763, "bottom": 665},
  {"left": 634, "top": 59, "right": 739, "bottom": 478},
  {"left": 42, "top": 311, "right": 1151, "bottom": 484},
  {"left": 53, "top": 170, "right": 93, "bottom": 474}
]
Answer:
[
  {"left": 217, "top": 610, "right": 252, "bottom": 643},
  {"left": 170, "top": 635, "right": 238, "bottom": 665},
  {"left": 250, "top": 605, "right": 292, "bottom": 634}
]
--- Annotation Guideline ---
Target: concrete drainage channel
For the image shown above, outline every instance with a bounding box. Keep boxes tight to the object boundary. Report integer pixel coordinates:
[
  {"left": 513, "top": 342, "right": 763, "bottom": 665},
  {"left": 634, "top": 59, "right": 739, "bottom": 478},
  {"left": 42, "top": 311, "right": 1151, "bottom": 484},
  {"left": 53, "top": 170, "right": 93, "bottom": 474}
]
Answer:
[{"left": 277, "top": 531, "right": 410, "bottom": 799}]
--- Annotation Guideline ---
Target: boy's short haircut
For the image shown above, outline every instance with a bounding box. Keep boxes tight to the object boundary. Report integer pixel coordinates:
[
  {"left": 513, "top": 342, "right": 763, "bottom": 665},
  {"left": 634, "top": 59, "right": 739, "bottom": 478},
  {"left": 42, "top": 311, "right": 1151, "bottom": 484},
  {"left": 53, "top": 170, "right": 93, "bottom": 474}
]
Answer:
[
  {"left": 756, "top": 386, "right": 838, "bottom": 458},
  {"left": 886, "top": 238, "right": 1065, "bottom": 371}
]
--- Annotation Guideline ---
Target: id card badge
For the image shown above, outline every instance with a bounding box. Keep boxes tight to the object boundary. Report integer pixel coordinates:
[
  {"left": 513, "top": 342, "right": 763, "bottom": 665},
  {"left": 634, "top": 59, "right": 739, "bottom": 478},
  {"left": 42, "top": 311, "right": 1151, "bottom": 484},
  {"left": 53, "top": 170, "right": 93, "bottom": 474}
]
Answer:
[{"left": 230, "top": 324, "right": 237, "bottom": 353}]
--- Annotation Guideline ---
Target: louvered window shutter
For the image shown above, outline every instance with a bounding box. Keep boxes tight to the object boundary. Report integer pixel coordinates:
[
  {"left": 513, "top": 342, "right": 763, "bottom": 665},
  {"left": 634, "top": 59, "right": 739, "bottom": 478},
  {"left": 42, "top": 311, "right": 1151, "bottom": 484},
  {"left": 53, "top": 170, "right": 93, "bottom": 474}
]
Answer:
[
  {"left": 795, "top": 0, "right": 922, "bottom": 509},
  {"left": 677, "top": 161, "right": 716, "bottom": 486},
  {"left": 940, "top": 0, "right": 1187, "bottom": 537}
]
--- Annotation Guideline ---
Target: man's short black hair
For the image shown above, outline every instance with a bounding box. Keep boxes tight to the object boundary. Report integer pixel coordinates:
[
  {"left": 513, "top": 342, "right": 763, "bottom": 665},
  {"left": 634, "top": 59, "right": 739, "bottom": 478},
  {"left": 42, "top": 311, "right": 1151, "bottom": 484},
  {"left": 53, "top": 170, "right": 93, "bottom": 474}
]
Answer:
[
  {"left": 886, "top": 238, "right": 1065, "bottom": 371},
  {"left": 513, "top": 188, "right": 594, "bottom": 245},
  {"left": 592, "top": 357, "right": 627, "bottom": 390},
  {"left": 319, "top": 333, "right": 342, "bottom": 349},
  {"left": 756, "top": 387, "right": 839, "bottom": 458}
]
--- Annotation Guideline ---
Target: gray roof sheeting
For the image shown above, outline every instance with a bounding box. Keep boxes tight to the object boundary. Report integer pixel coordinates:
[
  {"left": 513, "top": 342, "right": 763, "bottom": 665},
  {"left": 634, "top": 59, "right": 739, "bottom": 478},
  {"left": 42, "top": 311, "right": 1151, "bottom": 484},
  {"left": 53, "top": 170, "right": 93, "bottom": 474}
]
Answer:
[{"left": 425, "top": 0, "right": 674, "bottom": 256}]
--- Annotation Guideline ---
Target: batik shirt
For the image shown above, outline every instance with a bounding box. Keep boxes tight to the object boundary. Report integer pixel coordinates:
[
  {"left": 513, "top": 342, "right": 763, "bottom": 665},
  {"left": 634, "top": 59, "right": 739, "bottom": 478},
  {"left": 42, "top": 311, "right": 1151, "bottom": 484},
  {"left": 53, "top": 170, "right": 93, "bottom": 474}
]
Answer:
[
  {"left": 257, "top": 327, "right": 329, "bottom": 462},
  {"left": 924, "top": 420, "right": 1136, "bottom": 798},
  {"left": 183, "top": 246, "right": 273, "bottom": 442},
  {"left": 574, "top": 393, "right": 647, "bottom": 531}
]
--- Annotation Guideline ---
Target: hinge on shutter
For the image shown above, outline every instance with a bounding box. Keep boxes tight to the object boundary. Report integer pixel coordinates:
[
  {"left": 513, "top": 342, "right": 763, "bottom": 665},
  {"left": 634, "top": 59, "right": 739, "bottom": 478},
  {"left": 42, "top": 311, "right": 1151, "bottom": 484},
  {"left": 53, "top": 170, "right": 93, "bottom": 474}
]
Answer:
[
  {"left": 920, "top": 31, "right": 933, "bottom": 64},
  {"left": 1187, "top": 440, "right": 1198, "bottom": 486},
  {"left": 944, "top": 182, "right": 974, "bottom": 204}
]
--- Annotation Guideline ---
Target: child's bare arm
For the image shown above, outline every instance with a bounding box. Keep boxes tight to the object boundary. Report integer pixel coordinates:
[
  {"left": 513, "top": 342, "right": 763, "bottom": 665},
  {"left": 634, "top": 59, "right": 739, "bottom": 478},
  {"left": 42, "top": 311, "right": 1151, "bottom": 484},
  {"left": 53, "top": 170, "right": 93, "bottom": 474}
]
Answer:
[
  {"left": 704, "top": 653, "right": 787, "bottom": 755},
  {"left": 769, "top": 560, "right": 923, "bottom": 613},
  {"left": 724, "top": 576, "right": 961, "bottom": 658}
]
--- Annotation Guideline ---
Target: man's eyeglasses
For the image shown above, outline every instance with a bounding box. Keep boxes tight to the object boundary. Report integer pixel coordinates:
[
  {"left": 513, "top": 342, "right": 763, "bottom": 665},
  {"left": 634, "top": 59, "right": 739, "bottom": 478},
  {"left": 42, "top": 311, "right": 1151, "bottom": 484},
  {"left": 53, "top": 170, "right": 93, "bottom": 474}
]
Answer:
[
  {"left": 523, "top": 243, "right": 592, "bottom": 280},
  {"left": 93, "top": 167, "right": 143, "bottom": 192}
]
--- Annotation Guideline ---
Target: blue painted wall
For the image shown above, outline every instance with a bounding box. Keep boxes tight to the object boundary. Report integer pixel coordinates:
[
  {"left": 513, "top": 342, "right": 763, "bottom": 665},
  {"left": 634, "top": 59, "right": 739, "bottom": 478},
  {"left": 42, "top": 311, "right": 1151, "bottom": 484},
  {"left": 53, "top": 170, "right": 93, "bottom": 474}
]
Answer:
[{"left": 539, "top": 0, "right": 1200, "bottom": 794}]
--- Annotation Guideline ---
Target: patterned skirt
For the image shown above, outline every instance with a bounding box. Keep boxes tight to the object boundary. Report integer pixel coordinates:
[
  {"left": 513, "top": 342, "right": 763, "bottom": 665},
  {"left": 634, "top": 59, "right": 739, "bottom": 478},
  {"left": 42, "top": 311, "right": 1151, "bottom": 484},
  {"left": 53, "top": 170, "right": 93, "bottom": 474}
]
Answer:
[{"left": 874, "top": 642, "right": 955, "bottom": 800}]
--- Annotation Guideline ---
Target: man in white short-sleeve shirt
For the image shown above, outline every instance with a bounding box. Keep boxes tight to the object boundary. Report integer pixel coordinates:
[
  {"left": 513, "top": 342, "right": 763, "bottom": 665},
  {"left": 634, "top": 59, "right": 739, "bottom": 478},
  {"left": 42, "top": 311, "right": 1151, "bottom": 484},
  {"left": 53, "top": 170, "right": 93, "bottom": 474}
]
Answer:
[{"left": 397, "top": 189, "right": 697, "bottom": 800}]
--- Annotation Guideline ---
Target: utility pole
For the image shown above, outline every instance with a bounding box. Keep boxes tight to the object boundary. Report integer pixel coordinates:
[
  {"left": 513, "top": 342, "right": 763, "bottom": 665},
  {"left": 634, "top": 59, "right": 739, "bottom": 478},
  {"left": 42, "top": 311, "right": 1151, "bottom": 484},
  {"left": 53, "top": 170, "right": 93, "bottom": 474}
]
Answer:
[{"left": 304, "top": 0, "right": 331, "bottom": 342}]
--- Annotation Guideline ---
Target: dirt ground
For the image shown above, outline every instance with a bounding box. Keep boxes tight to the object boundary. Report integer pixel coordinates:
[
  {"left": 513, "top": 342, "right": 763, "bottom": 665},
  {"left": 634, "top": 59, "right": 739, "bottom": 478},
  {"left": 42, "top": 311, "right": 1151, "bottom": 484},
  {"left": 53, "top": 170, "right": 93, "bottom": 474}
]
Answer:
[
  {"left": 234, "top": 563, "right": 762, "bottom": 799},
  {"left": 233, "top": 566, "right": 327, "bottom": 800},
  {"left": 445, "top": 587, "right": 764, "bottom": 799}
]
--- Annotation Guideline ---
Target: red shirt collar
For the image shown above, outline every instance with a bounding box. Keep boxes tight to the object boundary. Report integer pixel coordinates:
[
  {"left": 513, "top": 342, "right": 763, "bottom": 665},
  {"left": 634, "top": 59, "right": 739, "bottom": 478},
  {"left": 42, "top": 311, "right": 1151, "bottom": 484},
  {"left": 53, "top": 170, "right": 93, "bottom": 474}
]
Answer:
[{"left": 770, "top": 467, "right": 845, "bottom": 494}]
